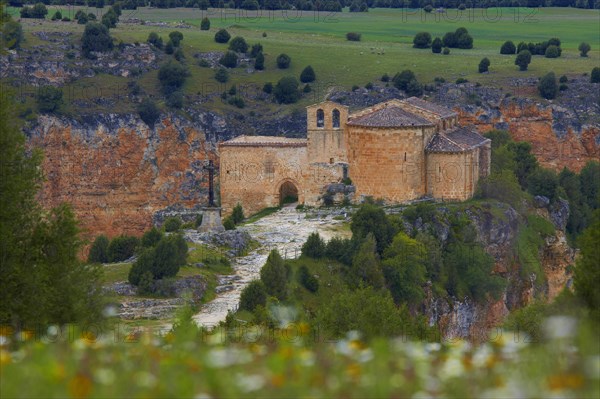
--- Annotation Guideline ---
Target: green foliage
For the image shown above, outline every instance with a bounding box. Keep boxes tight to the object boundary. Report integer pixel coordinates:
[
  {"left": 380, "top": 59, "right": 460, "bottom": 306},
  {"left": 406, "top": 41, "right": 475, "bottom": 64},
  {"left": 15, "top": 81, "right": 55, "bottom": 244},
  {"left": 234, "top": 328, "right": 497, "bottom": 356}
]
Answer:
[
  {"left": 214, "top": 67, "right": 229, "bottom": 83},
  {"left": 128, "top": 234, "right": 187, "bottom": 286},
  {"left": 325, "top": 237, "right": 356, "bottom": 266},
  {"left": 214, "top": 28, "right": 230, "bottom": 43},
  {"left": 169, "top": 31, "right": 184, "bottom": 47},
  {"left": 223, "top": 216, "right": 235, "bottom": 230},
  {"left": 381, "top": 232, "right": 427, "bottom": 306},
  {"left": 591, "top": 67, "right": 600, "bottom": 83},
  {"left": 165, "top": 40, "right": 174, "bottom": 54},
  {"left": 51, "top": 10, "right": 62, "bottom": 20},
  {"left": 350, "top": 234, "right": 384, "bottom": 289},
  {"left": 200, "top": 17, "right": 210, "bottom": 30},
  {"left": 573, "top": 211, "right": 600, "bottom": 320},
  {"left": 500, "top": 40, "right": 516, "bottom": 54},
  {"left": 442, "top": 47, "right": 450, "bottom": 55},
  {"left": 166, "top": 90, "right": 183, "bottom": 108},
  {"left": 108, "top": 235, "right": 140, "bottom": 262},
  {"left": 260, "top": 250, "right": 288, "bottom": 300},
  {"left": 405, "top": 79, "right": 423, "bottom": 96},
  {"left": 276, "top": 53, "right": 291, "bottom": 69},
  {"left": 559, "top": 75, "right": 568, "bottom": 83},
  {"left": 478, "top": 57, "right": 490, "bottom": 73},
  {"left": 515, "top": 214, "right": 555, "bottom": 285},
  {"left": 141, "top": 227, "right": 163, "bottom": 247},
  {"left": 300, "top": 65, "right": 316, "bottom": 83},
  {"left": 351, "top": 203, "right": 397, "bottom": 254},
  {"left": 254, "top": 52, "right": 265, "bottom": 70},
  {"left": 164, "top": 217, "right": 182, "bottom": 232},
  {"left": 137, "top": 98, "right": 160, "bottom": 127},
  {"left": 128, "top": 248, "right": 153, "bottom": 285},
  {"left": 346, "top": 32, "right": 361, "bottom": 41},
  {"left": 297, "top": 264, "right": 319, "bottom": 292},
  {"left": 36, "top": 86, "right": 63, "bottom": 114},
  {"left": 2, "top": 20, "right": 23, "bottom": 50},
  {"left": 442, "top": 27, "right": 473, "bottom": 49},
  {"left": 544, "top": 45, "right": 560, "bottom": 58},
  {"left": 301, "top": 232, "right": 326, "bottom": 259},
  {"left": 20, "top": 3, "right": 47, "bottom": 18},
  {"left": 219, "top": 51, "right": 238, "bottom": 68},
  {"left": 158, "top": 61, "right": 188, "bottom": 95},
  {"left": 88, "top": 235, "right": 109, "bottom": 263},
  {"left": 431, "top": 37, "right": 442, "bottom": 53},
  {"left": 250, "top": 43, "right": 263, "bottom": 57},
  {"left": 579, "top": 161, "right": 599, "bottom": 210},
  {"left": 508, "top": 141, "right": 539, "bottom": 189},
  {"left": 173, "top": 48, "right": 185, "bottom": 62},
  {"left": 475, "top": 170, "right": 526, "bottom": 211},
  {"left": 147, "top": 32, "right": 163, "bottom": 49},
  {"left": 229, "top": 36, "right": 248, "bottom": 53},
  {"left": 392, "top": 69, "right": 416, "bottom": 91},
  {"left": 274, "top": 76, "right": 300, "bottom": 104},
  {"left": 515, "top": 50, "right": 532, "bottom": 71},
  {"left": 527, "top": 167, "right": 559, "bottom": 200},
  {"left": 101, "top": 8, "right": 118, "bottom": 29},
  {"left": 578, "top": 42, "right": 590, "bottom": 57},
  {"left": 81, "top": 22, "right": 113, "bottom": 58},
  {"left": 239, "top": 280, "right": 267, "bottom": 311},
  {"left": 231, "top": 203, "right": 245, "bottom": 224},
  {"left": 413, "top": 31, "right": 432, "bottom": 48}
]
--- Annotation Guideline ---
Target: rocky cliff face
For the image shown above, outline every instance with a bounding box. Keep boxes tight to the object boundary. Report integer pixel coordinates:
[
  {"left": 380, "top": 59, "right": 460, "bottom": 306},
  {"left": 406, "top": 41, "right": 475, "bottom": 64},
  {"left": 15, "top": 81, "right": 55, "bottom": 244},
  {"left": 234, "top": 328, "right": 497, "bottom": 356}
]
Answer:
[{"left": 27, "top": 114, "right": 217, "bottom": 240}]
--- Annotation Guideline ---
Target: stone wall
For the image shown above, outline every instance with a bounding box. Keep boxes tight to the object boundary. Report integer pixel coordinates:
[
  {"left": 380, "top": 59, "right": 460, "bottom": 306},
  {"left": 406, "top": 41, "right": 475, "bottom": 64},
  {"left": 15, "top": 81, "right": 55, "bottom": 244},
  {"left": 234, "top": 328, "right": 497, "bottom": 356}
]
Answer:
[
  {"left": 306, "top": 101, "right": 349, "bottom": 164},
  {"left": 426, "top": 150, "right": 478, "bottom": 201}
]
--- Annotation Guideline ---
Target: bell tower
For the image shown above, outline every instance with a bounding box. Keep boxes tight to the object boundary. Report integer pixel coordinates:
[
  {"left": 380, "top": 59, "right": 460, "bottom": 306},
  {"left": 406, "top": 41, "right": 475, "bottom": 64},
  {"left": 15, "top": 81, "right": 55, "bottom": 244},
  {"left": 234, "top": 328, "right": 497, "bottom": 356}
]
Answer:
[{"left": 306, "top": 101, "right": 349, "bottom": 164}]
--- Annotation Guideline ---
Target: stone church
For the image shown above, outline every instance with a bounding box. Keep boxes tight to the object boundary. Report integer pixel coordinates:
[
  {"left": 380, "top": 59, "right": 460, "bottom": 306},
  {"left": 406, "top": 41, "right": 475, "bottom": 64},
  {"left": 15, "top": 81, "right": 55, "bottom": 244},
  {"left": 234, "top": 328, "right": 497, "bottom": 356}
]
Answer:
[{"left": 219, "top": 97, "right": 491, "bottom": 216}]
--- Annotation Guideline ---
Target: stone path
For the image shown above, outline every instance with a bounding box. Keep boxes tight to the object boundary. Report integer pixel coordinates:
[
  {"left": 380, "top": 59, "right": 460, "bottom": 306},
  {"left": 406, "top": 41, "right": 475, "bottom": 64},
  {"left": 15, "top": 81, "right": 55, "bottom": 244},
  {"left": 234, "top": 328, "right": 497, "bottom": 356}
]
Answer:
[{"left": 190, "top": 205, "right": 349, "bottom": 329}]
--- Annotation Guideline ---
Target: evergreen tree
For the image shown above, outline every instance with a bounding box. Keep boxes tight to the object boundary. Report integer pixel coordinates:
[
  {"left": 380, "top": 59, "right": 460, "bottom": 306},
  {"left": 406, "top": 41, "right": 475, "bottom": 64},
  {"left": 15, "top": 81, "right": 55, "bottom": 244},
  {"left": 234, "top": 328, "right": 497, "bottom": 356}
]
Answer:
[
  {"left": 260, "top": 250, "right": 287, "bottom": 300},
  {"left": 350, "top": 234, "right": 384, "bottom": 289},
  {"left": 538, "top": 72, "right": 558, "bottom": 99},
  {"left": 231, "top": 203, "right": 245, "bottom": 224},
  {"left": 431, "top": 37, "right": 442, "bottom": 53},
  {"left": 301, "top": 232, "right": 326, "bottom": 258},
  {"left": 254, "top": 51, "right": 264, "bottom": 70},
  {"left": 478, "top": 57, "right": 490, "bottom": 73},
  {"left": 239, "top": 280, "right": 267, "bottom": 311},
  {"left": 573, "top": 211, "right": 600, "bottom": 320},
  {"left": 200, "top": 17, "right": 210, "bottom": 30},
  {"left": 88, "top": 235, "right": 110, "bottom": 263},
  {"left": 300, "top": 65, "right": 316, "bottom": 83},
  {"left": 515, "top": 50, "right": 532, "bottom": 71}
]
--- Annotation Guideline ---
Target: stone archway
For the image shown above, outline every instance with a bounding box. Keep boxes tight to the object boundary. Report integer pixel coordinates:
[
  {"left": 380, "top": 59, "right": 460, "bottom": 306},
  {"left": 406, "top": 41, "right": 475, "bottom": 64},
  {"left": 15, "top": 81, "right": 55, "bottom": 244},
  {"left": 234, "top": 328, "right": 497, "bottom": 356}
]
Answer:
[{"left": 278, "top": 180, "right": 299, "bottom": 205}]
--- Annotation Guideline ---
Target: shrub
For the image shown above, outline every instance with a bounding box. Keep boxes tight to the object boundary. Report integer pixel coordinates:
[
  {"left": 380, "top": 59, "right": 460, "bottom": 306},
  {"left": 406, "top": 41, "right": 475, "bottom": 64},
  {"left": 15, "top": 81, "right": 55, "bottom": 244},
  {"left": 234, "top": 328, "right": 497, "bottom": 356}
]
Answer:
[
  {"left": 352, "top": 85, "right": 359, "bottom": 91},
  {"left": 276, "top": 53, "right": 291, "bottom": 69},
  {"left": 578, "top": 42, "right": 590, "bottom": 57},
  {"left": 166, "top": 91, "right": 184, "bottom": 108},
  {"left": 263, "top": 82, "right": 273, "bottom": 93},
  {"left": 297, "top": 265, "right": 319, "bottom": 293},
  {"left": 412, "top": 32, "right": 432, "bottom": 49},
  {"left": 545, "top": 45, "right": 560, "bottom": 58},
  {"left": 101, "top": 9, "right": 118, "bottom": 29},
  {"left": 300, "top": 65, "right": 316, "bottom": 83},
  {"left": 165, "top": 40, "right": 174, "bottom": 54},
  {"left": 559, "top": 84, "right": 568, "bottom": 91},
  {"left": 500, "top": 40, "right": 516, "bottom": 55},
  {"left": 164, "top": 217, "right": 182, "bottom": 232},
  {"left": 200, "top": 17, "right": 210, "bottom": 30},
  {"left": 559, "top": 75, "right": 568, "bottom": 83},
  {"left": 88, "top": 235, "right": 110, "bottom": 263},
  {"left": 215, "top": 67, "right": 229, "bottom": 83},
  {"left": 147, "top": 32, "right": 163, "bottom": 49},
  {"left": 591, "top": 67, "right": 600, "bottom": 83},
  {"left": 274, "top": 76, "right": 300, "bottom": 104},
  {"left": 232, "top": 204, "right": 245, "bottom": 224},
  {"left": 81, "top": 22, "right": 113, "bottom": 58},
  {"left": 381, "top": 73, "right": 390, "bottom": 82},
  {"left": 108, "top": 235, "right": 140, "bottom": 262},
  {"left": 442, "top": 47, "right": 450, "bottom": 55},
  {"left": 223, "top": 216, "right": 235, "bottom": 230},
  {"left": 51, "top": 10, "right": 62, "bottom": 20},
  {"left": 303, "top": 84, "right": 311, "bottom": 93},
  {"left": 169, "top": 31, "right": 183, "bottom": 47},
  {"left": 515, "top": 50, "right": 531, "bottom": 71},
  {"left": 574, "top": 211, "right": 600, "bottom": 320},
  {"left": 442, "top": 32, "right": 456, "bottom": 48},
  {"left": 37, "top": 86, "right": 63, "bottom": 113},
  {"left": 2, "top": 20, "right": 23, "bottom": 49},
  {"left": 528, "top": 167, "right": 559, "bottom": 200},
  {"left": 238, "top": 280, "right": 267, "bottom": 312},
  {"left": 392, "top": 69, "right": 416, "bottom": 91},
  {"left": 138, "top": 98, "right": 160, "bottom": 127},
  {"left": 260, "top": 250, "right": 287, "bottom": 300},
  {"left": 516, "top": 41, "right": 528, "bottom": 53},
  {"left": 128, "top": 248, "right": 153, "bottom": 285},
  {"left": 423, "top": 4, "right": 433, "bottom": 12},
  {"left": 254, "top": 52, "right": 264, "bottom": 70},
  {"left": 158, "top": 61, "right": 188, "bottom": 94},
  {"left": 151, "top": 236, "right": 185, "bottom": 279},
  {"left": 478, "top": 57, "right": 490, "bottom": 73},
  {"left": 351, "top": 203, "right": 397, "bottom": 255},
  {"left": 346, "top": 32, "right": 361, "bottom": 41},
  {"left": 250, "top": 43, "right": 263, "bottom": 57},
  {"left": 458, "top": 3, "right": 466, "bottom": 9},
  {"left": 219, "top": 51, "right": 238, "bottom": 68},
  {"left": 538, "top": 72, "right": 558, "bottom": 100},
  {"left": 365, "top": 82, "right": 373, "bottom": 90},
  {"left": 405, "top": 79, "right": 423, "bottom": 97},
  {"left": 229, "top": 36, "right": 248, "bottom": 53},
  {"left": 20, "top": 3, "right": 47, "bottom": 18},
  {"left": 301, "top": 232, "right": 326, "bottom": 258},
  {"left": 141, "top": 227, "right": 163, "bottom": 248},
  {"left": 431, "top": 37, "right": 442, "bottom": 54},
  {"left": 214, "top": 29, "right": 231, "bottom": 43}
]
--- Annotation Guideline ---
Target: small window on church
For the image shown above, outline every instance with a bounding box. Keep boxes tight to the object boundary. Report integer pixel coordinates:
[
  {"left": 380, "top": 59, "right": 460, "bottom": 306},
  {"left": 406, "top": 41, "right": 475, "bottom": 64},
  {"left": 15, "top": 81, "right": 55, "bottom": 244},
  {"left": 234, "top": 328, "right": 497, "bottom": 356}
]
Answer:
[
  {"left": 332, "top": 109, "right": 340, "bottom": 128},
  {"left": 316, "top": 109, "right": 324, "bottom": 128},
  {"left": 404, "top": 152, "right": 407, "bottom": 161},
  {"left": 330, "top": 157, "right": 334, "bottom": 164}
]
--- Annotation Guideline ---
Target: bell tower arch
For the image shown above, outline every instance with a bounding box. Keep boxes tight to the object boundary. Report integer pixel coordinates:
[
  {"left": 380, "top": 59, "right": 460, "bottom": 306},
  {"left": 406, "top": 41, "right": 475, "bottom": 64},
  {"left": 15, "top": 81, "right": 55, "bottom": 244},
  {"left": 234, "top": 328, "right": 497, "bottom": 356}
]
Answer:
[{"left": 306, "top": 101, "right": 349, "bottom": 164}]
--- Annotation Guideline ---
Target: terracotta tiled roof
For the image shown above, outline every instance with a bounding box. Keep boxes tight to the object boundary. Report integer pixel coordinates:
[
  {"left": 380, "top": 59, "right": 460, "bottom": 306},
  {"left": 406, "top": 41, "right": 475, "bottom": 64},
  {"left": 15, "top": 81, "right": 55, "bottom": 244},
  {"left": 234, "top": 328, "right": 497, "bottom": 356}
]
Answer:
[
  {"left": 404, "top": 97, "right": 457, "bottom": 118},
  {"left": 347, "top": 105, "right": 434, "bottom": 128},
  {"left": 220, "top": 135, "right": 307, "bottom": 147},
  {"left": 426, "top": 126, "right": 490, "bottom": 153}
]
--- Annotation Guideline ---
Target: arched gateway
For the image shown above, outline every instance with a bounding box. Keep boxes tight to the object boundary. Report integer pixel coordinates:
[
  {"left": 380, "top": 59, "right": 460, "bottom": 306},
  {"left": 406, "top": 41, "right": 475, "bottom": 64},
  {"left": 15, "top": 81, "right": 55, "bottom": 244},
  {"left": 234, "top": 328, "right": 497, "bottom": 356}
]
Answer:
[{"left": 278, "top": 179, "right": 299, "bottom": 205}]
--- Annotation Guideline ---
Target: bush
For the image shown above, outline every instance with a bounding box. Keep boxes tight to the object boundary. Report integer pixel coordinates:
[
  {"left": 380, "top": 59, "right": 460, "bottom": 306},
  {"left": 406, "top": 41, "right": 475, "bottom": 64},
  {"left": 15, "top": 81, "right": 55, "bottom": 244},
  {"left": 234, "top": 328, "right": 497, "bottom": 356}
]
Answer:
[
  {"left": 405, "top": 79, "right": 423, "bottom": 97},
  {"left": 88, "top": 235, "right": 110, "bottom": 263},
  {"left": 101, "top": 9, "right": 118, "bottom": 29},
  {"left": 81, "top": 22, "right": 113, "bottom": 58},
  {"left": 151, "top": 236, "right": 185, "bottom": 279},
  {"left": 559, "top": 75, "right": 568, "bottom": 83},
  {"left": 559, "top": 84, "right": 568, "bottom": 91},
  {"left": 229, "top": 36, "right": 248, "bottom": 53},
  {"left": 478, "top": 57, "right": 490, "bottom": 73},
  {"left": 303, "top": 84, "right": 312, "bottom": 93},
  {"left": 214, "top": 29, "right": 231, "bottom": 43},
  {"left": 574, "top": 211, "right": 600, "bottom": 320},
  {"left": 392, "top": 69, "right": 416, "bottom": 91},
  {"left": 500, "top": 40, "right": 516, "bottom": 55},
  {"left": 381, "top": 73, "right": 390, "bottom": 82},
  {"left": 164, "top": 217, "right": 182, "bottom": 232},
  {"left": 158, "top": 61, "right": 188, "bottom": 94},
  {"left": 165, "top": 40, "right": 174, "bottom": 54},
  {"left": 365, "top": 82, "right": 373, "bottom": 90},
  {"left": 276, "top": 53, "right": 291, "bottom": 69},
  {"left": 169, "top": 31, "right": 183, "bottom": 47},
  {"left": 128, "top": 248, "right": 153, "bottom": 286},
  {"left": 223, "top": 216, "right": 235, "bottom": 230},
  {"left": 173, "top": 48, "right": 185, "bottom": 62},
  {"left": 423, "top": 4, "right": 433, "bottom": 12},
  {"left": 351, "top": 203, "right": 397, "bottom": 255},
  {"left": 412, "top": 32, "right": 432, "bottom": 49},
  {"left": 254, "top": 52, "right": 264, "bottom": 70},
  {"left": 215, "top": 67, "right": 229, "bottom": 83},
  {"left": 274, "top": 76, "right": 300, "bottom": 104},
  {"left": 200, "top": 17, "right": 210, "bottom": 30},
  {"left": 37, "top": 86, "right": 63, "bottom": 113},
  {"left": 538, "top": 72, "right": 558, "bottom": 100},
  {"left": 250, "top": 43, "right": 263, "bottom": 57},
  {"left": 260, "top": 250, "right": 287, "bottom": 300},
  {"left": 431, "top": 37, "right": 442, "bottom": 54},
  {"left": 263, "top": 82, "right": 273, "bottom": 93},
  {"left": 166, "top": 91, "right": 183, "bottom": 108},
  {"left": 442, "top": 47, "right": 450, "bottom": 55},
  {"left": 108, "top": 235, "right": 140, "bottom": 262},
  {"left": 147, "top": 32, "right": 163, "bottom": 49},
  {"left": 20, "top": 3, "right": 47, "bottom": 18},
  {"left": 2, "top": 20, "right": 23, "bottom": 50},
  {"left": 300, "top": 65, "right": 316, "bottom": 83},
  {"left": 301, "top": 232, "right": 326, "bottom": 258},
  {"left": 51, "top": 10, "right": 62, "bottom": 20},
  {"left": 578, "top": 42, "right": 590, "bottom": 57},
  {"left": 515, "top": 50, "right": 532, "bottom": 71},
  {"left": 346, "top": 32, "right": 361, "bottom": 41},
  {"left": 141, "top": 227, "right": 163, "bottom": 248},
  {"left": 238, "top": 280, "right": 267, "bottom": 312},
  {"left": 527, "top": 167, "right": 559, "bottom": 200},
  {"left": 232, "top": 204, "right": 245, "bottom": 224},
  {"left": 443, "top": 27, "right": 472, "bottom": 49},
  {"left": 138, "top": 98, "right": 160, "bottom": 127},
  {"left": 297, "top": 265, "right": 319, "bottom": 293},
  {"left": 219, "top": 51, "right": 238, "bottom": 68},
  {"left": 544, "top": 45, "right": 560, "bottom": 58},
  {"left": 458, "top": 3, "right": 466, "bottom": 9},
  {"left": 591, "top": 67, "right": 600, "bottom": 83}
]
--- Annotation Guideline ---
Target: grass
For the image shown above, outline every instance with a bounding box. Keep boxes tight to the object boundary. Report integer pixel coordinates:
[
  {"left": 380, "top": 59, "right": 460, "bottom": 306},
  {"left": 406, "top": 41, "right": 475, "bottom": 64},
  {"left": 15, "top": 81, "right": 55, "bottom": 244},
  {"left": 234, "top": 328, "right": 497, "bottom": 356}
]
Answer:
[
  {"left": 515, "top": 214, "right": 556, "bottom": 286},
  {"left": 101, "top": 262, "right": 132, "bottom": 284},
  {"left": 242, "top": 206, "right": 281, "bottom": 224}
]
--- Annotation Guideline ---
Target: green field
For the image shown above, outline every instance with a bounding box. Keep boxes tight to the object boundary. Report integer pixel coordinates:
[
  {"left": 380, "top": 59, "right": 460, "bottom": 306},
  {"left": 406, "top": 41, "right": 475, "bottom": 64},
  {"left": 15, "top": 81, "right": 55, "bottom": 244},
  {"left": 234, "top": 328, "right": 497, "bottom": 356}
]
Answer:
[{"left": 6, "top": 7, "right": 600, "bottom": 111}]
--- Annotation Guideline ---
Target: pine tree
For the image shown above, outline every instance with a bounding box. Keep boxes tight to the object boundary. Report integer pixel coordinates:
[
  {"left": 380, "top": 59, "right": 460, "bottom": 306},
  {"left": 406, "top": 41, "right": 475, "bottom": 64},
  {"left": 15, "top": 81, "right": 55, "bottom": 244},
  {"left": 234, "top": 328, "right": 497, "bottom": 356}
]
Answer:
[{"left": 260, "top": 250, "right": 287, "bottom": 300}]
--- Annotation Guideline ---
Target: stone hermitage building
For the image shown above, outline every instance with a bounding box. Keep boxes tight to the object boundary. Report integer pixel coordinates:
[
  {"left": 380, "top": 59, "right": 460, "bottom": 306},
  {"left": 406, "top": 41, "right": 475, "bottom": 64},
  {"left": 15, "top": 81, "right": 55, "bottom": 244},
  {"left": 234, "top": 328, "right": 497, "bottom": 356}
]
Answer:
[{"left": 219, "top": 98, "right": 491, "bottom": 216}]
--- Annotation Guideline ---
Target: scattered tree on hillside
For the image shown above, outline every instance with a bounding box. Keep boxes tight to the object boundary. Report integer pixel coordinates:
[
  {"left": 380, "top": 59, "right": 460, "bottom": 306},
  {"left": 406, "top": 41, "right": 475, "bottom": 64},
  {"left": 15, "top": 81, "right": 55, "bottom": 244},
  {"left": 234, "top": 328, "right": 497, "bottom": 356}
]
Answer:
[
  {"left": 239, "top": 280, "right": 267, "bottom": 311},
  {"left": 500, "top": 40, "right": 516, "bottom": 54},
  {"left": 219, "top": 51, "right": 238, "bottom": 68},
  {"left": 479, "top": 57, "right": 490, "bottom": 73},
  {"left": 169, "top": 31, "right": 184, "bottom": 47},
  {"left": 413, "top": 32, "right": 432, "bottom": 49},
  {"left": 200, "top": 17, "right": 210, "bottom": 30},
  {"left": 538, "top": 72, "right": 558, "bottom": 99},
  {"left": 88, "top": 235, "right": 110, "bottom": 264},
  {"left": 81, "top": 22, "right": 113, "bottom": 58},
  {"left": 229, "top": 36, "right": 248, "bottom": 53},
  {"left": 515, "top": 50, "right": 532, "bottom": 71},
  {"left": 301, "top": 232, "right": 326, "bottom": 258},
  {"left": 214, "top": 29, "right": 231, "bottom": 43},
  {"left": 431, "top": 37, "right": 442, "bottom": 53},
  {"left": 350, "top": 234, "right": 384, "bottom": 289},
  {"left": 300, "top": 65, "right": 316, "bottom": 83},
  {"left": 276, "top": 53, "right": 291, "bottom": 69},
  {"left": 274, "top": 76, "right": 300, "bottom": 104},
  {"left": 591, "top": 67, "right": 600, "bottom": 83},
  {"left": 260, "top": 250, "right": 288, "bottom": 300},
  {"left": 578, "top": 42, "right": 590, "bottom": 57}
]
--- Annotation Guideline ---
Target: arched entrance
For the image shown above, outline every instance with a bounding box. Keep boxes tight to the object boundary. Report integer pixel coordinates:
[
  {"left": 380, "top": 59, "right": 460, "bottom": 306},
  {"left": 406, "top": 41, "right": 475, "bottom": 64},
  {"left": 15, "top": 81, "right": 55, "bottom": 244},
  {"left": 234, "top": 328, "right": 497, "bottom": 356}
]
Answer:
[{"left": 278, "top": 180, "right": 299, "bottom": 205}]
